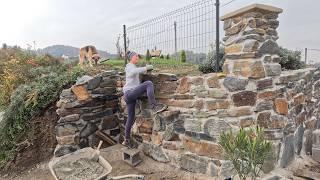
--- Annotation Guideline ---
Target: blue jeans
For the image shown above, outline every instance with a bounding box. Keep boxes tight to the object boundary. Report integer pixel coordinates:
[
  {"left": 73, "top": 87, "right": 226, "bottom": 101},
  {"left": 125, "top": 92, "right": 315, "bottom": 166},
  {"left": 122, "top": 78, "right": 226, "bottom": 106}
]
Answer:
[{"left": 124, "top": 81, "right": 156, "bottom": 140}]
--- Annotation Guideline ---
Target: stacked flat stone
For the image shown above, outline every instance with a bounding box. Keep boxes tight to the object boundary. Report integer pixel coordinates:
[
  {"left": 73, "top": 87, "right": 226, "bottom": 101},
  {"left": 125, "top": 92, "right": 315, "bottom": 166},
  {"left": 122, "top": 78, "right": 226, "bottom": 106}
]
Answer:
[
  {"left": 54, "top": 70, "right": 123, "bottom": 157},
  {"left": 222, "top": 4, "right": 283, "bottom": 78},
  {"left": 52, "top": 4, "right": 320, "bottom": 178}
]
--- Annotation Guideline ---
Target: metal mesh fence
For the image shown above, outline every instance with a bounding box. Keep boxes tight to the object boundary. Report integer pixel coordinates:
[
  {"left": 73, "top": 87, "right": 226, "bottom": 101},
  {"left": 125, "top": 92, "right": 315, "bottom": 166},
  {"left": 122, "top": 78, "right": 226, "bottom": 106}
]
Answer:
[
  {"left": 128, "top": 0, "right": 215, "bottom": 64},
  {"left": 117, "top": 0, "right": 237, "bottom": 65},
  {"left": 305, "top": 48, "right": 320, "bottom": 65}
]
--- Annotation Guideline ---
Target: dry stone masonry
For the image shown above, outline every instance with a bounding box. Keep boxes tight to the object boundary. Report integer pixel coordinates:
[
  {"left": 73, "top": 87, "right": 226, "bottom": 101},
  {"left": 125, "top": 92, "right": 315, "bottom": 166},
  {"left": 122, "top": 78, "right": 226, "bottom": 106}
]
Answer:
[
  {"left": 54, "top": 70, "right": 123, "bottom": 157},
  {"left": 54, "top": 4, "right": 320, "bottom": 178}
]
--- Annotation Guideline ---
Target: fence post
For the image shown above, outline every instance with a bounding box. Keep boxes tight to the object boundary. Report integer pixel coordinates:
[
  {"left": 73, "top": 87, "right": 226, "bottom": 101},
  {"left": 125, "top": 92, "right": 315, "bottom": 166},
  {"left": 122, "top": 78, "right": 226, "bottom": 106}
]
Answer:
[
  {"left": 215, "top": 0, "right": 220, "bottom": 71},
  {"left": 123, "top": 24, "right": 128, "bottom": 66},
  {"left": 174, "top": 21, "right": 178, "bottom": 61},
  {"left": 305, "top": 48, "right": 307, "bottom": 64}
]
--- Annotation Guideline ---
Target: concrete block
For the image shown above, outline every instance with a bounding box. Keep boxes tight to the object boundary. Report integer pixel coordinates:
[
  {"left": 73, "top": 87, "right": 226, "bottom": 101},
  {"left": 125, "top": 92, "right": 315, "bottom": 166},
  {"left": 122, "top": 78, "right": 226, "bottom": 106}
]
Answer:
[
  {"left": 312, "top": 146, "right": 320, "bottom": 162},
  {"left": 122, "top": 148, "right": 142, "bottom": 166}
]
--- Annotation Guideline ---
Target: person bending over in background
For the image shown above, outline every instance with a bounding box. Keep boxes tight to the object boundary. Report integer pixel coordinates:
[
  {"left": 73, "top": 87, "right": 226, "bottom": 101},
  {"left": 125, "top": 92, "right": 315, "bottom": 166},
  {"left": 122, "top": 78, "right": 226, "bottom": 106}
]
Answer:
[{"left": 122, "top": 51, "right": 167, "bottom": 148}]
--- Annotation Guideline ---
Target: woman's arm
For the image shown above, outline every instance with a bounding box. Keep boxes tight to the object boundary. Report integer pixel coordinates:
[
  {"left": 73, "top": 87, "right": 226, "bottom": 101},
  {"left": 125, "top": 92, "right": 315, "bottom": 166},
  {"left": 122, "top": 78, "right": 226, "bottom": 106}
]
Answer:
[{"left": 126, "top": 66, "right": 147, "bottom": 77}]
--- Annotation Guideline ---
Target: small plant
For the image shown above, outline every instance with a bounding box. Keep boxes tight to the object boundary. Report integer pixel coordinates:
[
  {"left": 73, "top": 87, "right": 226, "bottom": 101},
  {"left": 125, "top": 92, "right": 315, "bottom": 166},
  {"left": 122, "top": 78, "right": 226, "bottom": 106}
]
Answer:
[
  {"left": 146, "top": 49, "right": 151, "bottom": 62},
  {"left": 166, "top": 54, "right": 170, "bottom": 59},
  {"left": 279, "top": 47, "right": 305, "bottom": 70},
  {"left": 199, "top": 44, "right": 225, "bottom": 74},
  {"left": 180, "top": 50, "right": 186, "bottom": 63},
  {"left": 198, "top": 63, "right": 215, "bottom": 74},
  {"left": 219, "top": 127, "right": 271, "bottom": 180}
]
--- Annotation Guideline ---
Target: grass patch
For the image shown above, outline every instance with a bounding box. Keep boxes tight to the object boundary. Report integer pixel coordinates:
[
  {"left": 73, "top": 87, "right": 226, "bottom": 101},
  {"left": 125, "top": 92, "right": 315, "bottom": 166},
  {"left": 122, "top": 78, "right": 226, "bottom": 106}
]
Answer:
[{"left": 105, "top": 58, "right": 201, "bottom": 76}]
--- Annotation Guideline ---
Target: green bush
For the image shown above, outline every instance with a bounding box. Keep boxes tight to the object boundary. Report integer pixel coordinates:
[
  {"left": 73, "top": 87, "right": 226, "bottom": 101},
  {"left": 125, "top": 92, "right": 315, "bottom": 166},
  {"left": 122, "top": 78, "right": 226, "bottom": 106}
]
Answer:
[
  {"left": 198, "top": 45, "right": 225, "bottom": 74},
  {"left": 219, "top": 127, "right": 271, "bottom": 180},
  {"left": 159, "top": 54, "right": 164, "bottom": 59},
  {"left": 166, "top": 54, "right": 170, "bottom": 59},
  {"left": 198, "top": 63, "right": 215, "bottom": 74},
  {"left": 180, "top": 50, "right": 186, "bottom": 63},
  {"left": 279, "top": 47, "right": 305, "bottom": 70},
  {"left": 34, "top": 54, "right": 61, "bottom": 66},
  {"left": 146, "top": 49, "right": 151, "bottom": 62},
  {"left": 0, "top": 65, "right": 85, "bottom": 167},
  {"left": 0, "top": 48, "right": 62, "bottom": 107}
]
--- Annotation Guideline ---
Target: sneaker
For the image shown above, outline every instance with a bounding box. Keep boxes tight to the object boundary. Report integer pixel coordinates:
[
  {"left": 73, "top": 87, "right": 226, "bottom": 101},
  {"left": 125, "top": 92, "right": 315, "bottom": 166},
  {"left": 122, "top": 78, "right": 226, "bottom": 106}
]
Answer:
[
  {"left": 122, "top": 139, "right": 134, "bottom": 149},
  {"left": 152, "top": 103, "right": 168, "bottom": 114}
]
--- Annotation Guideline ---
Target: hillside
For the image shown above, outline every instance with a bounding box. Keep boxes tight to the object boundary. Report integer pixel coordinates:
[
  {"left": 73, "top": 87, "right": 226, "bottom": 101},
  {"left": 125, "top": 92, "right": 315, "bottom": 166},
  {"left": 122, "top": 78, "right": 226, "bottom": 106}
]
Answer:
[{"left": 39, "top": 45, "right": 117, "bottom": 59}]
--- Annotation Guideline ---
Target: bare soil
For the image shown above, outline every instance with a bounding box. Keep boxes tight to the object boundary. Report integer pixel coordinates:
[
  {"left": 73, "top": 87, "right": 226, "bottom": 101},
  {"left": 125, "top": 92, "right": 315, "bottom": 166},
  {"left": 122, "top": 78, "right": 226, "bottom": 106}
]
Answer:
[{"left": 1, "top": 106, "right": 58, "bottom": 175}]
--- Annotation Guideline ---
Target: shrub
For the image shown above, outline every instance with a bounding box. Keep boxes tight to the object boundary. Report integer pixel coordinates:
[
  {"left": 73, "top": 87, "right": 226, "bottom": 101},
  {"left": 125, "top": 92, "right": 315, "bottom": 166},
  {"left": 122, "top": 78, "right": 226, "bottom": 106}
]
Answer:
[
  {"left": 146, "top": 49, "right": 151, "bottom": 62},
  {"left": 198, "top": 45, "right": 225, "bottom": 74},
  {"left": 0, "top": 59, "right": 29, "bottom": 106},
  {"left": 0, "top": 65, "right": 85, "bottom": 167},
  {"left": 219, "top": 127, "right": 271, "bottom": 180},
  {"left": 34, "top": 54, "right": 61, "bottom": 66},
  {"left": 279, "top": 47, "right": 305, "bottom": 70},
  {"left": 166, "top": 54, "right": 170, "bottom": 59},
  {"left": 180, "top": 50, "right": 186, "bottom": 63},
  {"left": 159, "top": 54, "right": 164, "bottom": 59},
  {"left": 198, "top": 63, "right": 215, "bottom": 74},
  {"left": 0, "top": 49, "right": 62, "bottom": 107}
]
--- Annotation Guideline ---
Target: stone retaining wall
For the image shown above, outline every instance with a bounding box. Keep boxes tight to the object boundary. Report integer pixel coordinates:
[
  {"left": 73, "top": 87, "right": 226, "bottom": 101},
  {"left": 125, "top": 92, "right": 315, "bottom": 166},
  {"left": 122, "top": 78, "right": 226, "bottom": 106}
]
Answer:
[
  {"left": 54, "top": 71, "right": 123, "bottom": 157},
  {"left": 54, "top": 3, "right": 320, "bottom": 178},
  {"left": 127, "top": 68, "right": 320, "bottom": 177}
]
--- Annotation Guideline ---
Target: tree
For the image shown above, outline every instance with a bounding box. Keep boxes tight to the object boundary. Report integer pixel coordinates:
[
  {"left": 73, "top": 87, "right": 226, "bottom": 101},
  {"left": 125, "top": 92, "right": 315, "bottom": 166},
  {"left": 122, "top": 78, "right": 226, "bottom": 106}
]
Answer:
[
  {"left": 180, "top": 50, "right": 186, "bottom": 63},
  {"left": 115, "top": 34, "right": 123, "bottom": 59},
  {"left": 146, "top": 49, "right": 151, "bottom": 62},
  {"left": 2, "top": 43, "right": 7, "bottom": 49}
]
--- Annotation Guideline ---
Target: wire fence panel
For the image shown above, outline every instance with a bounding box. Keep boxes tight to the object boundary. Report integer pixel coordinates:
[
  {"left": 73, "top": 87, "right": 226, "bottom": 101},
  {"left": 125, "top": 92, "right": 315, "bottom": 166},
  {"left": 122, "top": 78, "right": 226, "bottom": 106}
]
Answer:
[
  {"left": 306, "top": 48, "right": 320, "bottom": 65},
  {"left": 120, "top": 0, "right": 218, "bottom": 65}
]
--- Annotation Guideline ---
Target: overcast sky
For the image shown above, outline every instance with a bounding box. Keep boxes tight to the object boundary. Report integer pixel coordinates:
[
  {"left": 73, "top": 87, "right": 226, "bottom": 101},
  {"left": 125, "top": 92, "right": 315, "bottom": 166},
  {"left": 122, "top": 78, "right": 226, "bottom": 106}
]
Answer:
[{"left": 0, "top": 0, "right": 319, "bottom": 61}]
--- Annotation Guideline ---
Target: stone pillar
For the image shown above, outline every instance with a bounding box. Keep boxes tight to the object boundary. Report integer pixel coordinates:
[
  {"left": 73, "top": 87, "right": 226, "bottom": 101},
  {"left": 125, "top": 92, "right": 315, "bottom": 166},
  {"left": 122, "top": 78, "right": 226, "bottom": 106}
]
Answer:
[
  {"left": 221, "top": 4, "right": 285, "bottom": 173},
  {"left": 221, "top": 4, "right": 283, "bottom": 78}
]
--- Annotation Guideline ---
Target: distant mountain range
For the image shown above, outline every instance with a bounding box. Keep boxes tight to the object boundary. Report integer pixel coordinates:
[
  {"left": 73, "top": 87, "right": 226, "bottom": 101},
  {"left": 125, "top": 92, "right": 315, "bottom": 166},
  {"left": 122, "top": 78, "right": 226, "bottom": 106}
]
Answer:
[{"left": 38, "top": 45, "right": 117, "bottom": 59}]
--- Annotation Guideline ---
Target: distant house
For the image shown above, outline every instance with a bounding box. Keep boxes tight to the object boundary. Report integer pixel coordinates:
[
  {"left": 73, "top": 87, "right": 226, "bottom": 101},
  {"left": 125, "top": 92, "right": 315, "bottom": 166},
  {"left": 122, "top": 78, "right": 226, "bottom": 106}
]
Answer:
[
  {"left": 150, "top": 49, "right": 162, "bottom": 58},
  {"left": 61, "top": 54, "right": 69, "bottom": 60}
]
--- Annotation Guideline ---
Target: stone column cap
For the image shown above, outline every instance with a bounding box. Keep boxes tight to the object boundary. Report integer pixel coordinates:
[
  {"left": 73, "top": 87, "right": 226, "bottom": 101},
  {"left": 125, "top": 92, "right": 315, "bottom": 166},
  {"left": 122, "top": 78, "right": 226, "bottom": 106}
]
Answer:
[{"left": 221, "top": 3, "right": 283, "bottom": 21}]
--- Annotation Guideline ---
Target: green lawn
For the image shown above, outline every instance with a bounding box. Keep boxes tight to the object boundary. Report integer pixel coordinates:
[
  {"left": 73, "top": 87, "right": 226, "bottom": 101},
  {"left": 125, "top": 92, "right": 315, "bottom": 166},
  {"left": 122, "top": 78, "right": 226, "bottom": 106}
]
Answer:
[{"left": 104, "top": 58, "right": 201, "bottom": 76}]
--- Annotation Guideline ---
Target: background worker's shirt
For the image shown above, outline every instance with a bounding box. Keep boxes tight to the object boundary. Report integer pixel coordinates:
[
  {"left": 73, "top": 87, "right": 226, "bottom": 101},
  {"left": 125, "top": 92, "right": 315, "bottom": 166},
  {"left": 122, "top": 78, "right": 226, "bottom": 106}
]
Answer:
[{"left": 123, "top": 63, "right": 147, "bottom": 93}]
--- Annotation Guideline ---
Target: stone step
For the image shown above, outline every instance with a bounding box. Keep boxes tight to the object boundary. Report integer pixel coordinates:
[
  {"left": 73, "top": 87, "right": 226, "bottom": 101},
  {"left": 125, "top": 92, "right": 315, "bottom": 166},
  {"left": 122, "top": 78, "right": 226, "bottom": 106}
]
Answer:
[{"left": 121, "top": 147, "right": 142, "bottom": 166}]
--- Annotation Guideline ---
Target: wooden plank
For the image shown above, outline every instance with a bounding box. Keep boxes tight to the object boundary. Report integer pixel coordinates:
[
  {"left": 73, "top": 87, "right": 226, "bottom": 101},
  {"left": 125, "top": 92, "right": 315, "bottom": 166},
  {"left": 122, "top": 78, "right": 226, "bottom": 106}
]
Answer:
[{"left": 95, "top": 131, "right": 117, "bottom": 145}]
